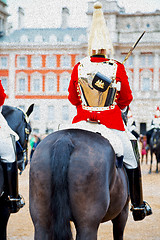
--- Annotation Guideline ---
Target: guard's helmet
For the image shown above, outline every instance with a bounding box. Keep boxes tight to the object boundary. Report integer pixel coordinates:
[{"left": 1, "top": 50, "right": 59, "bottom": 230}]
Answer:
[{"left": 88, "top": 1, "right": 114, "bottom": 57}]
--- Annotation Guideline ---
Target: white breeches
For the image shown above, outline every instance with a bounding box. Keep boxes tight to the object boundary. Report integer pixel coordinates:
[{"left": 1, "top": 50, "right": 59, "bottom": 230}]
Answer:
[
  {"left": 59, "top": 121, "right": 138, "bottom": 169},
  {"left": 0, "top": 135, "right": 16, "bottom": 163},
  {"left": 111, "top": 128, "right": 138, "bottom": 169},
  {"left": 0, "top": 111, "right": 18, "bottom": 163}
]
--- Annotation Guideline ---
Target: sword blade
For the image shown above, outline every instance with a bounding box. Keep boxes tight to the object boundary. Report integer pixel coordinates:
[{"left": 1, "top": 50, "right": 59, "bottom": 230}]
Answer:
[{"left": 122, "top": 31, "right": 146, "bottom": 65}]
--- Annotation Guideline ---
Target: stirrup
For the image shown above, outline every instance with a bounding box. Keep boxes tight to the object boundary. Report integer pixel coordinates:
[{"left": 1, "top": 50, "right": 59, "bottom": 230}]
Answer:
[
  {"left": 143, "top": 201, "right": 152, "bottom": 216},
  {"left": 7, "top": 194, "right": 25, "bottom": 213},
  {"left": 130, "top": 201, "right": 152, "bottom": 221}
]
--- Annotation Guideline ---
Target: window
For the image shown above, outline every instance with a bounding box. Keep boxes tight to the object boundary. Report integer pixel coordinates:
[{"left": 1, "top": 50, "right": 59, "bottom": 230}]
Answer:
[
  {"left": 46, "top": 55, "right": 56, "bottom": 68},
  {"left": 31, "top": 56, "right": 42, "bottom": 69},
  {"left": 127, "top": 55, "right": 133, "bottom": 67},
  {"left": 60, "top": 72, "right": 70, "bottom": 93},
  {"left": 1, "top": 77, "right": 8, "bottom": 92},
  {"left": 140, "top": 69, "right": 152, "bottom": 91},
  {"left": 33, "top": 79, "right": 41, "bottom": 92},
  {"left": 140, "top": 54, "right": 153, "bottom": 67},
  {"left": 45, "top": 74, "right": 57, "bottom": 93},
  {"left": 48, "top": 105, "right": 54, "bottom": 121},
  {"left": 141, "top": 77, "right": 151, "bottom": 91},
  {"left": 17, "top": 73, "right": 27, "bottom": 93},
  {"left": 61, "top": 55, "right": 71, "bottom": 68},
  {"left": 18, "top": 56, "right": 27, "bottom": 68},
  {"left": 127, "top": 24, "right": 131, "bottom": 29},
  {"left": 62, "top": 105, "right": 69, "bottom": 121},
  {"left": 33, "top": 105, "right": 40, "bottom": 120},
  {"left": 0, "top": 56, "right": 8, "bottom": 69},
  {"left": 31, "top": 73, "right": 42, "bottom": 93},
  {"left": 18, "top": 78, "right": 26, "bottom": 92}
]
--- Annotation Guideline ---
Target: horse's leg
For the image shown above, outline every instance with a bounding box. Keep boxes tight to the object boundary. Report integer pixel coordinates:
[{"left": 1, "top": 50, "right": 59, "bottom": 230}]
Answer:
[
  {"left": 146, "top": 151, "right": 148, "bottom": 164},
  {"left": 112, "top": 201, "right": 129, "bottom": 240},
  {"left": 29, "top": 168, "right": 53, "bottom": 240},
  {"left": 149, "top": 151, "right": 153, "bottom": 174},
  {"left": 155, "top": 154, "right": 158, "bottom": 173},
  {"left": 75, "top": 225, "right": 99, "bottom": 240}
]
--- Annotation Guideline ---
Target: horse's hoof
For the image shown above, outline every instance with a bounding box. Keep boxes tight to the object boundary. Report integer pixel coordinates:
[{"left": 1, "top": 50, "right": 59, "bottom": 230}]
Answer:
[{"left": 148, "top": 170, "right": 151, "bottom": 174}]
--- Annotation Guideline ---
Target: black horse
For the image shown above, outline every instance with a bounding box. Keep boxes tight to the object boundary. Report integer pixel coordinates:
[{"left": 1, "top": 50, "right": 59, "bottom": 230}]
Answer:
[
  {"left": 146, "top": 128, "right": 160, "bottom": 173},
  {"left": 0, "top": 104, "right": 34, "bottom": 240},
  {"left": 29, "top": 129, "right": 129, "bottom": 240}
]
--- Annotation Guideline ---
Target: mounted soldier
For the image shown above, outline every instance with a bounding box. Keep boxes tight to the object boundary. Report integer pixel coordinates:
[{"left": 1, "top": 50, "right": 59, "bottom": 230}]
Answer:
[
  {"left": 67, "top": 1, "right": 152, "bottom": 221},
  {"left": 0, "top": 80, "right": 24, "bottom": 213}
]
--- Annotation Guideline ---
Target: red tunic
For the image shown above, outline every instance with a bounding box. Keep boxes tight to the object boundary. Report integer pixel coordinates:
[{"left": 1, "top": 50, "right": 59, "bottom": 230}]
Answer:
[
  {"left": 68, "top": 56, "right": 133, "bottom": 131},
  {"left": 0, "top": 80, "right": 6, "bottom": 107}
]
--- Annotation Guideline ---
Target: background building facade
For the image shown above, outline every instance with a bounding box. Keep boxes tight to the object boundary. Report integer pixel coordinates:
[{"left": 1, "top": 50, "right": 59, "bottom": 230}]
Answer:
[{"left": 0, "top": 0, "right": 160, "bottom": 134}]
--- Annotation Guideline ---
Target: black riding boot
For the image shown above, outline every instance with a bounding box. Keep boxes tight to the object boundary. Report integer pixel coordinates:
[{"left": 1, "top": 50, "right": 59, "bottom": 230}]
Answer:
[
  {"left": 126, "top": 166, "right": 152, "bottom": 221},
  {"left": 1, "top": 161, "right": 25, "bottom": 213}
]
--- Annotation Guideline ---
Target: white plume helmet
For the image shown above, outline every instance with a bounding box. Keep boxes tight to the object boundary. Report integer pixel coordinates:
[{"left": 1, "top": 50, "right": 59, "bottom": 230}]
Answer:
[{"left": 88, "top": 1, "right": 114, "bottom": 57}]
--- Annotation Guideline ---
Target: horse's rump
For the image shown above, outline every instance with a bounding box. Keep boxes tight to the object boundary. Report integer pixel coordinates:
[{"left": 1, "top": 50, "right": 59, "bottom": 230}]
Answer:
[{"left": 29, "top": 129, "right": 128, "bottom": 240}]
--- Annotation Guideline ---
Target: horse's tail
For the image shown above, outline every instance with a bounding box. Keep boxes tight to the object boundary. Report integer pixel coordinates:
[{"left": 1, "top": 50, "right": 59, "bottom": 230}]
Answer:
[{"left": 51, "top": 134, "right": 74, "bottom": 240}]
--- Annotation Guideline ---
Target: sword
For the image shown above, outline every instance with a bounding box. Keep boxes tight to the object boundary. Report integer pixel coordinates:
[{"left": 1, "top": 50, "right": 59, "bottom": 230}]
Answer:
[{"left": 122, "top": 31, "right": 146, "bottom": 65}]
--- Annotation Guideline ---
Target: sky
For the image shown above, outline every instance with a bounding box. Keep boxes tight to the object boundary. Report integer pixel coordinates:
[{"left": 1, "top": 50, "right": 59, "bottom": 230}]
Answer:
[{"left": 6, "top": 0, "right": 160, "bottom": 30}]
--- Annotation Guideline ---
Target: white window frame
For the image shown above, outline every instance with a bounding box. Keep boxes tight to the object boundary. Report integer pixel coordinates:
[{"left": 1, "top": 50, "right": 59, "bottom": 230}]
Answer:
[
  {"left": 31, "top": 56, "right": 42, "bottom": 69},
  {"left": 140, "top": 69, "right": 152, "bottom": 91},
  {"left": 17, "top": 56, "right": 27, "bottom": 69},
  {"left": 16, "top": 73, "right": 28, "bottom": 94},
  {"left": 60, "top": 55, "right": 71, "bottom": 69},
  {"left": 46, "top": 55, "right": 56, "bottom": 69},
  {"left": 140, "top": 54, "right": 153, "bottom": 67},
  {"left": 59, "top": 72, "right": 70, "bottom": 94},
  {"left": 0, "top": 56, "right": 8, "bottom": 69},
  {"left": 31, "top": 72, "right": 42, "bottom": 94},
  {"left": 45, "top": 72, "right": 57, "bottom": 94}
]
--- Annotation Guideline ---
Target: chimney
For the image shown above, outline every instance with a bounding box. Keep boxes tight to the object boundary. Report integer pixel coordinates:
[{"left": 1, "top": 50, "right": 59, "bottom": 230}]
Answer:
[
  {"left": 61, "top": 7, "right": 69, "bottom": 28},
  {"left": 18, "top": 7, "right": 24, "bottom": 29}
]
